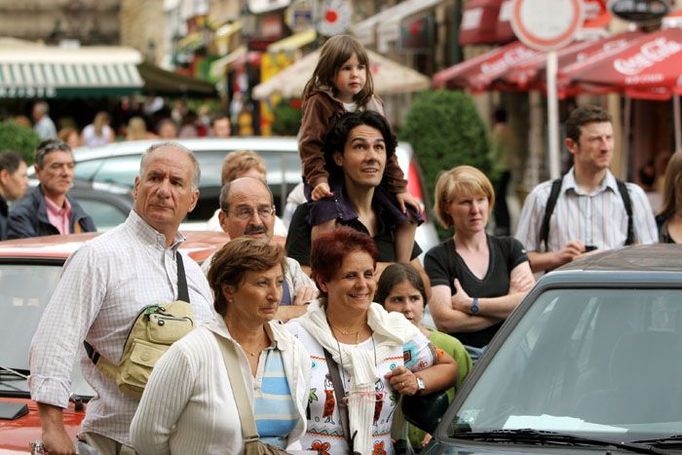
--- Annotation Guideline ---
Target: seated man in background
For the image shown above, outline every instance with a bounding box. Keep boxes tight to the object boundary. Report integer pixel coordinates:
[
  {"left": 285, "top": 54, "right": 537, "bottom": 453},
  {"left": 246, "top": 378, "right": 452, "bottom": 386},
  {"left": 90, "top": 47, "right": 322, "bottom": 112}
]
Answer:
[
  {"left": 206, "top": 150, "right": 288, "bottom": 237},
  {"left": 8, "top": 139, "right": 95, "bottom": 239}
]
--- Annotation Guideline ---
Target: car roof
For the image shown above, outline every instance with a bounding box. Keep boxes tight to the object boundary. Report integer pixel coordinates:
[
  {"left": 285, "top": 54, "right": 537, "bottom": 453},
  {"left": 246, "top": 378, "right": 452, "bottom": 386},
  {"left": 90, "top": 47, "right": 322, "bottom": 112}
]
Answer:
[
  {"left": 73, "top": 137, "right": 301, "bottom": 160},
  {"left": 71, "top": 137, "right": 414, "bottom": 160},
  {"left": 0, "top": 231, "right": 229, "bottom": 262},
  {"left": 557, "top": 243, "right": 682, "bottom": 272},
  {"left": 537, "top": 244, "right": 682, "bottom": 288}
]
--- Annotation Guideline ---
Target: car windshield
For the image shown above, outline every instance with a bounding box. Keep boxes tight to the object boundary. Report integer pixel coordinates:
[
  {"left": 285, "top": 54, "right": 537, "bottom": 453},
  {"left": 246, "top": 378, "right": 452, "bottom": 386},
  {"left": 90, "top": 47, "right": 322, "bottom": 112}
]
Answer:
[
  {"left": 449, "top": 288, "right": 682, "bottom": 442},
  {"left": 0, "top": 263, "right": 93, "bottom": 397}
]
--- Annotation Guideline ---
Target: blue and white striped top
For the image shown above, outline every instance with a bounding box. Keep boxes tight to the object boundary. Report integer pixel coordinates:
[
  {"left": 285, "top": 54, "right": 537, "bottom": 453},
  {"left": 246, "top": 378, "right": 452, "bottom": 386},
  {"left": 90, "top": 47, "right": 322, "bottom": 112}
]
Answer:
[{"left": 254, "top": 348, "right": 298, "bottom": 448}]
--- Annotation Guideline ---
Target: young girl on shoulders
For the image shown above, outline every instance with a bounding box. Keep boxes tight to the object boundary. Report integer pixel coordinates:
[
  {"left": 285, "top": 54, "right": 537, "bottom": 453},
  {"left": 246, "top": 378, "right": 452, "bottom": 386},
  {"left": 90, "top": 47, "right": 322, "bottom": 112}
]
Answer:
[{"left": 298, "top": 34, "right": 422, "bottom": 263}]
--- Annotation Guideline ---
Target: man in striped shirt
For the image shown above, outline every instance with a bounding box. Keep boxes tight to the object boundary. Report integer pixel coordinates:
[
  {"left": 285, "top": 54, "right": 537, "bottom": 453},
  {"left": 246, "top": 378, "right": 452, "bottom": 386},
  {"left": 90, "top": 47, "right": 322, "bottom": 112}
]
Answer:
[
  {"left": 29, "top": 143, "right": 214, "bottom": 455},
  {"left": 516, "top": 105, "right": 657, "bottom": 272}
]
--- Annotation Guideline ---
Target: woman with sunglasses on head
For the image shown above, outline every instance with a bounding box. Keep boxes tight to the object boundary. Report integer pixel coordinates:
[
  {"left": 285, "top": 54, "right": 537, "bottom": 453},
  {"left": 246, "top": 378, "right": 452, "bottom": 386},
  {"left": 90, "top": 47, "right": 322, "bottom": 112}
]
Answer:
[{"left": 286, "top": 227, "right": 457, "bottom": 455}]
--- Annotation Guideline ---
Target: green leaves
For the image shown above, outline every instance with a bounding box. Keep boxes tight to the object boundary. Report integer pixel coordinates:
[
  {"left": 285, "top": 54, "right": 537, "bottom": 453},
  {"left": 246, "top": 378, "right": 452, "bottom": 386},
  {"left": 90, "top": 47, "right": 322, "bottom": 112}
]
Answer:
[
  {"left": 399, "top": 89, "right": 490, "bottom": 239},
  {"left": 0, "top": 121, "right": 41, "bottom": 165}
]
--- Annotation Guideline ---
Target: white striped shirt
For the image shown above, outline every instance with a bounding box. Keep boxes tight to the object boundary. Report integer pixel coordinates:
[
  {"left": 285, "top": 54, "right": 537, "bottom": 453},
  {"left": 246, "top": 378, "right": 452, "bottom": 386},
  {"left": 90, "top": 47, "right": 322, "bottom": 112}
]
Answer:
[
  {"left": 515, "top": 168, "right": 657, "bottom": 253},
  {"left": 28, "top": 210, "right": 214, "bottom": 445}
]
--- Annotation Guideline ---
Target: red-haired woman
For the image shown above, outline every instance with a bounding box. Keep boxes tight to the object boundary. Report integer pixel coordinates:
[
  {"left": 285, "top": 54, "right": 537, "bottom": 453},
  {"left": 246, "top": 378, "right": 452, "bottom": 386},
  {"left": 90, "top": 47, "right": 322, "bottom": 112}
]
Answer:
[{"left": 287, "top": 226, "right": 457, "bottom": 455}]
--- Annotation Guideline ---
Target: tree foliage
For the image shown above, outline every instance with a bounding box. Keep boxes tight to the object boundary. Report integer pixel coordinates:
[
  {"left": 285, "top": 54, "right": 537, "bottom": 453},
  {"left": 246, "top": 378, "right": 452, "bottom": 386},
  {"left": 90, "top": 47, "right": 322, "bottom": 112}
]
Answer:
[
  {"left": 400, "top": 90, "right": 490, "bottom": 238},
  {"left": 271, "top": 101, "right": 303, "bottom": 136},
  {"left": 0, "top": 121, "right": 40, "bottom": 165}
]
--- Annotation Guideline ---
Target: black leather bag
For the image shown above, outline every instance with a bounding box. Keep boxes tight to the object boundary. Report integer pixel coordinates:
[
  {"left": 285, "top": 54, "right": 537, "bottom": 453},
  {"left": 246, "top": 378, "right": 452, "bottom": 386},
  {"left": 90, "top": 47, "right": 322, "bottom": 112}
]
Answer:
[{"left": 401, "top": 390, "right": 450, "bottom": 434}]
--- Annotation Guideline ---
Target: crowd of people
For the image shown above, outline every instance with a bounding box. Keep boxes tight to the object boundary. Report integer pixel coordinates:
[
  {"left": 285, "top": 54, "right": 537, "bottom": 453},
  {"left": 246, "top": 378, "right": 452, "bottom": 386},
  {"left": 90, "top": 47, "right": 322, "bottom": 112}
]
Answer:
[
  {"left": 18, "top": 99, "right": 234, "bottom": 150},
  {"left": 0, "top": 34, "right": 676, "bottom": 455}
]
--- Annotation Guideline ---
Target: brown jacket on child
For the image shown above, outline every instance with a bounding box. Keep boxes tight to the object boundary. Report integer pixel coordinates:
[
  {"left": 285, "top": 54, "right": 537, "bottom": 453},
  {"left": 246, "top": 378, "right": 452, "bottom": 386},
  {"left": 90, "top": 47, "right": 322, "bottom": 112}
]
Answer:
[{"left": 298, "top": 88, "right": 407, "bottom": 193}]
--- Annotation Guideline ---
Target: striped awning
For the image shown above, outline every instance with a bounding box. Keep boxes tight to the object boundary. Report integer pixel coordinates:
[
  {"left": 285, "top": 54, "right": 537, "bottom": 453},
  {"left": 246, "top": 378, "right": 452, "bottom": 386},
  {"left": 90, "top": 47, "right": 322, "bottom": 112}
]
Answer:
[{"left": 0, "top": 45, "right": 144, "bottom": 99}]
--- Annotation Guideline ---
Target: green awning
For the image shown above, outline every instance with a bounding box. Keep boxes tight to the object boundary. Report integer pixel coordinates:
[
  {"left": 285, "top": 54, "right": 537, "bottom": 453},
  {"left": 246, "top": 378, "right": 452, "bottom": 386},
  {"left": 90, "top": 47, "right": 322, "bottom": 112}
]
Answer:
[
  {"left": 137, "top": 61, "right": 217, "bottom": 97},
  {"left": 0, "top": 45, "right": 144, "bottom": 99}
]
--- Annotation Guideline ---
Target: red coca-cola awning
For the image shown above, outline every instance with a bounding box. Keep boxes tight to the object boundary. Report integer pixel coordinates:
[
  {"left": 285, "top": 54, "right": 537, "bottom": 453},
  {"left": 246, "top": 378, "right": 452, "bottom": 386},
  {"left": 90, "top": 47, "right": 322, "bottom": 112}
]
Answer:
[
  {"left": 495, "top": 0, "right": 515, "bottom": 44},
  {"left": 500, "top": 30, "right": 642, "bottom": 90},
  {"left": 459, "top": 0, "right": 506, "bottom": 46},
  {"left": 433, "top": 40, "right": 540, "bottom": 91},
  {"left": 560, "top": 29, "right": 682, "bottom": 99}
]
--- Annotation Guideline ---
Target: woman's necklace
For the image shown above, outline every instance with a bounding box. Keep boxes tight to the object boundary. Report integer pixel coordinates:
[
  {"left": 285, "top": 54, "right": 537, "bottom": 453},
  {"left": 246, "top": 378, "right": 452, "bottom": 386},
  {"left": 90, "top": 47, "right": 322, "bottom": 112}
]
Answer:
[
  {"left": 329, "top": 322, "right": 363, "bottom": 344},
  {"left": 242, "top": 342, "right": 266, "bottom": 357},
  {"left": 327, "top": 314, "right": 378, "bottom": 387},
  {"left": 228, "top": 321, "right": 267, "bottom": 357}
]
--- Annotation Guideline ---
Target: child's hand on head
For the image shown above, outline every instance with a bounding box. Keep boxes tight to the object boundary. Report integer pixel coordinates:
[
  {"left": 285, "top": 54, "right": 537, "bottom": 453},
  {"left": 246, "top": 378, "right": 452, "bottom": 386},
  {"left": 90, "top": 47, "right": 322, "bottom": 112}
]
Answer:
[
  {"left": 396, "top": 191, "right": 423, "bottom": 214},
  {"left": 311, "top": 182, "right": 334, "bottom": 201}
]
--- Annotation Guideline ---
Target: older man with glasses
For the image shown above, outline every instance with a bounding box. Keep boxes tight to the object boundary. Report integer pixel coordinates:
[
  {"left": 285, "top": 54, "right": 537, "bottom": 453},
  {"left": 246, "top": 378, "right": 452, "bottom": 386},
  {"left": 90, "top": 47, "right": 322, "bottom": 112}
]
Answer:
[
  {"left": 202, "top": 176, "right": 317, "bottom": 321},
  {"left": 8, "top": 139, "right": 95, "bottom": 239}
]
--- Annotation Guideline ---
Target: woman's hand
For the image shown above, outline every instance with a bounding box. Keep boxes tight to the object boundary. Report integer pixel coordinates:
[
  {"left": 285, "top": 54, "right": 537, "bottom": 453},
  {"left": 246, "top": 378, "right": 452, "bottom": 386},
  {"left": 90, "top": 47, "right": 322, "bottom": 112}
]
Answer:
[
  {"left": 385, "top": 365, "right": 419, "bottom": 396},
  {"left": 451, "top": 279, "right": 473, "bottom": 313}
]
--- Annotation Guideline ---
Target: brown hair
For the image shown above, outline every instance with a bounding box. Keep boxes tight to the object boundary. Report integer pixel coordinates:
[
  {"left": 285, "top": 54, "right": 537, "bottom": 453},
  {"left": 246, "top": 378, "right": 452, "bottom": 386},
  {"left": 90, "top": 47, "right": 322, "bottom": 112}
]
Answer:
[
  {"left": 93, "top": 111, "right": 110, "bottom": 136},
  {"left": 302, "top": 34, "right": 374, "bottom": 108},
  {"left": 310, "top": 226, "right": 377, "bottom": 297},
  {"left": 565, "top": 105, "right": 611, "bottom": 143},
  {"left": 207, "top": 237, "right": 286, "bottom": 316},
  {"left": 375, "top": 263, "right": 427, "bottom": 308},
  {"left": 58, "top": 127, "right": 79, "bottom": 146},
  {"left": 659, "top": 150, "right": 682, "bottom": 220},
  {"left": 221, "top": 150, "right": 266, "bottom": 185},
  {"left": 434, "top": 165, "right": 495, "bottom": 229}
]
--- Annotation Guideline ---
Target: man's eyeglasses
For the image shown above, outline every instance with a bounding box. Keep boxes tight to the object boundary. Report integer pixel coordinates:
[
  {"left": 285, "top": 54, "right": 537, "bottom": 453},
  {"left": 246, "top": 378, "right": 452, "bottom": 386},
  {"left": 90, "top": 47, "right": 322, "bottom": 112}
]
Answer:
[{"left": 229, "top": 206, "right": 275, "bottom": 220}]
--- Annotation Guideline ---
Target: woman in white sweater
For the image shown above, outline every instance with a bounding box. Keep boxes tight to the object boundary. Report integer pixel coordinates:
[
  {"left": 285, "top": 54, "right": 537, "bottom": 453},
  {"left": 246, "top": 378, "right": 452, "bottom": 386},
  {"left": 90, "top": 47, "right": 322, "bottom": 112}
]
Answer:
[{"left": 130, "top": 238, "right": 310, "bottom": 454}]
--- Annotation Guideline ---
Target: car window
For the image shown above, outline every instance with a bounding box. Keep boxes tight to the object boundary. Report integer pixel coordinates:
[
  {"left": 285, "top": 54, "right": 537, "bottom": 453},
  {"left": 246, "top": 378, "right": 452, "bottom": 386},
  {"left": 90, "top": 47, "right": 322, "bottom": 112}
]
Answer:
[
  {"left": 78, "top": 199, "right": 129, "bottom": 231},
  {"left": 0, "top": 263, "right": 93, "bottom": 397},
  {"left": 73, "top": 159, "right": 103, "bottom": 181},
  {"left": 91, "top": 155, "right": 141, "bottom": 187},
  {"left": 194, "top": 150, "right": 225, "bottom": 188},
  {"left": 0, "top": 264, "right": 63, "bottom": 370},
  {"left": 450, "top": 288, "right": 682, "bottom": 440}
]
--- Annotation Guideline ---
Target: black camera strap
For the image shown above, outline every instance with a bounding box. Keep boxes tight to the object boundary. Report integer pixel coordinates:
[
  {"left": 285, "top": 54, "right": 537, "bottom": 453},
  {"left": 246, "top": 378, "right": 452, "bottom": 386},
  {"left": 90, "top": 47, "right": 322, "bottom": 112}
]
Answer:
[{"left": 323, "top": 348, "right": 359, "bottom": 455}]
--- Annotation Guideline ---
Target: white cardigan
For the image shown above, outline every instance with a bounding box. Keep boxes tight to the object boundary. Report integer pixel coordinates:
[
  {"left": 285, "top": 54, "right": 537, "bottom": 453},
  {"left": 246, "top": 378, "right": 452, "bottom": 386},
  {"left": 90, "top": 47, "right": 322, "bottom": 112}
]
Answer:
[{"left": 130, "top": 314, "right": 311, "bottom": 455}]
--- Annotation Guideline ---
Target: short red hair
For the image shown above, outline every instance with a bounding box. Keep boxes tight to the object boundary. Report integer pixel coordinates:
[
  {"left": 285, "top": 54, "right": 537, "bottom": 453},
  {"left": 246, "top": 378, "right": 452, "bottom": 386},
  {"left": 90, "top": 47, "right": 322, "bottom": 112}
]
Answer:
[{"left": 310, "top": 227, "right": 378, "bottom": 292}]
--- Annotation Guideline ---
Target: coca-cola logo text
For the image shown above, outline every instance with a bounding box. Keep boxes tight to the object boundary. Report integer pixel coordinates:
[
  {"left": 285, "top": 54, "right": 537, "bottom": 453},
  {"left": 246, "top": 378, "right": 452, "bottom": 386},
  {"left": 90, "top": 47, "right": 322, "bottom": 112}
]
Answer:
[
  {"left": 614, "top": 37, "right": 682, "bottom": 76},
  {"left": 480, "top": 47, "right": 538, "bottom": 75}
]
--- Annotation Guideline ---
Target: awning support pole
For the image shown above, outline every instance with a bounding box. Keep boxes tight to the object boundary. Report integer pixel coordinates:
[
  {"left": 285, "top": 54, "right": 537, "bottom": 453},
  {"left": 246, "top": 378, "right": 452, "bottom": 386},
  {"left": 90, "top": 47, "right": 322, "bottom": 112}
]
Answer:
[
  {"left": 622, "top": 96, "right": 631, "bottom": 179},
  {"left": 674, "top": 94, "right": 681, "bottom": 152},
  {"left": 547, "top": 50, "right": 560, "bottom": 179}
]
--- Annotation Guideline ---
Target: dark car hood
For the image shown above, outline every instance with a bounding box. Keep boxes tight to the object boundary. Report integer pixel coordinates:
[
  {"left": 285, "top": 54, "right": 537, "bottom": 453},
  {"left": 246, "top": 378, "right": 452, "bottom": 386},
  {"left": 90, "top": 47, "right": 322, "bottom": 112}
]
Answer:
[{"left": 422, "top": 439, "right": 662, "bottom": 455}]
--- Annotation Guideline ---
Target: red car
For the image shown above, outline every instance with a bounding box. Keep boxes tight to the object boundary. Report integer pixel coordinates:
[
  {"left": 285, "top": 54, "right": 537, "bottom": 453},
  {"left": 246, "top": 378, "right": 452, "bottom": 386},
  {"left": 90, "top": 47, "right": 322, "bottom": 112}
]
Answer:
[{"left": 0, "top": 232, "right": 229, "bottom": 454}]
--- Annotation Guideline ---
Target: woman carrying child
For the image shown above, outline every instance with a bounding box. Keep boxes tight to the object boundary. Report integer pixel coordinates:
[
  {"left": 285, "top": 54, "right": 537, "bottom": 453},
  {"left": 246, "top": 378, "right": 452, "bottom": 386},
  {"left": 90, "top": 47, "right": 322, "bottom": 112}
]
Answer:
[{"left": 298, "top": 34, "right": 422, "bottom": 263}]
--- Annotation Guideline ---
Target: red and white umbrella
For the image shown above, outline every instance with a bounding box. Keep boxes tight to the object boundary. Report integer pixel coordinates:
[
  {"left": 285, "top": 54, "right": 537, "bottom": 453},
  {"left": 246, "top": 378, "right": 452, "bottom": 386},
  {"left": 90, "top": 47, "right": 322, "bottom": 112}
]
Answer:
[
  {"left": 560, "top": 28, "right": 682, "bottom": 99},
  {"left": 432, "top": 40, "right": 540, "bottom": 91},
  {"left": 500, "top": 30, "right": 642, "bottom": 90},
  {"left": 560, "top": 28, "right": 682, "bottom": 151}
]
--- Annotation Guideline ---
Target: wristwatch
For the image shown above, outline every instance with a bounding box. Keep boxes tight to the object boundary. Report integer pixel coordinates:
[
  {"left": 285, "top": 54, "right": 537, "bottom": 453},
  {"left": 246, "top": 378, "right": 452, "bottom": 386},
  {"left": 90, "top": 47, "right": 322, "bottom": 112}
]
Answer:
[
  {"left": 416, "top": 376, "right": 426, "bottom": 394},
  {"left": 470, "top": 297, "right": 480, "bottom": 314}
]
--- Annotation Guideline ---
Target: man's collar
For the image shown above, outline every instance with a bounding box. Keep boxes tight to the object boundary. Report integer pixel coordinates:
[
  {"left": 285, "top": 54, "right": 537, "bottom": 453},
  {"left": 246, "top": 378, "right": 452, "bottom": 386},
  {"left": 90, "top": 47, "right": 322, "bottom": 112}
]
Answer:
[
  {"left": 43, "top": 193, "right": 71, "bottom": 213},
  {"left": 563, "top": 167, "right": 618, "bottom": 195},
  {"left": 127, "top": 209, "right": 185, "bottom": 249}
]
